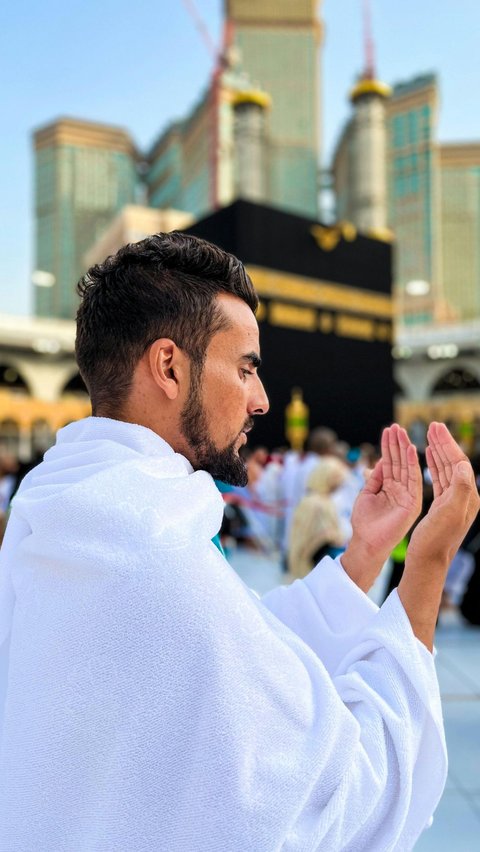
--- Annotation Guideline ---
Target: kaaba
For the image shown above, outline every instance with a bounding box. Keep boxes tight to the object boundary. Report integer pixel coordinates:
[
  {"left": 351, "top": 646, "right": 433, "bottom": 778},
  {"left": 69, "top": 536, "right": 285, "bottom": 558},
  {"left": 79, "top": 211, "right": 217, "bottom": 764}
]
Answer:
[{"left": 185, "top": 200, "right": 393, "bottom": 449}]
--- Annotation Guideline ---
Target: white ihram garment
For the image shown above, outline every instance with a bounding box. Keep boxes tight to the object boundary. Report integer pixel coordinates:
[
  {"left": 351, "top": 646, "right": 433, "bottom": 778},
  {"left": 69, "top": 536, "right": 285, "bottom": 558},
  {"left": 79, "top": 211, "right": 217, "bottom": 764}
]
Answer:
[{"left": 0, "top": 418, "right": 446, "bottom": 851}]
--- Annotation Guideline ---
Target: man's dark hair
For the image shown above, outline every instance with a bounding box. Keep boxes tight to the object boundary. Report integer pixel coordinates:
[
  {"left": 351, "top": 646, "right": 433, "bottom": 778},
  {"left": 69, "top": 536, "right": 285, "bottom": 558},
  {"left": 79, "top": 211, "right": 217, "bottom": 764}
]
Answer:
[{"left": 75, "top": 231, "right": 258, "bottom": 415}]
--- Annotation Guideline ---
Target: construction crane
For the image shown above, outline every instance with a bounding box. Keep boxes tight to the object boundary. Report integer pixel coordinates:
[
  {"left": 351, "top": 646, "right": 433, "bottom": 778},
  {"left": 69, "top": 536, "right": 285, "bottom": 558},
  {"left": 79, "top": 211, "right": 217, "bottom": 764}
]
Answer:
[{"left": 181, "top": 0, "right": 219, "bottom": 63}]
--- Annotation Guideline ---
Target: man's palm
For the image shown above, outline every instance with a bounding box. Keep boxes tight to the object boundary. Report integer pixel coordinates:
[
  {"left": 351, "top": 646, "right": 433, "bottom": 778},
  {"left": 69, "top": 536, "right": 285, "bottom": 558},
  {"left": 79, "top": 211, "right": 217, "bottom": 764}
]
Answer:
[
  {"left": 351, "top": 425, "right": 422, "bottom": 561},
  {"left": 409, "top": 422, "right": 480, "bottom": 564}
]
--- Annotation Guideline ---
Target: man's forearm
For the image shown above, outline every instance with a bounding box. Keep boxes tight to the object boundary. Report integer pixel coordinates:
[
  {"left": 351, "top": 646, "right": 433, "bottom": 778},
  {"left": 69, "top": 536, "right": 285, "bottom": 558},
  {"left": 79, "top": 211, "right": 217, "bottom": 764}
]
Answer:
[
  {"left": 397, "top": 556, "right": 449, "bottom": 652},
  {"left": 342, "top": 541, "right": 447, "bottom": 651}
]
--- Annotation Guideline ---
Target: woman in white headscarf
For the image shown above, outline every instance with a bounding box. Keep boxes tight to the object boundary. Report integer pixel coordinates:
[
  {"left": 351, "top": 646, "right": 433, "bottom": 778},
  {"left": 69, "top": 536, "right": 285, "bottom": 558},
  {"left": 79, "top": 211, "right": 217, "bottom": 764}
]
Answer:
[{"left": 288, "top": 456, "right": 348, "bottom": 579}]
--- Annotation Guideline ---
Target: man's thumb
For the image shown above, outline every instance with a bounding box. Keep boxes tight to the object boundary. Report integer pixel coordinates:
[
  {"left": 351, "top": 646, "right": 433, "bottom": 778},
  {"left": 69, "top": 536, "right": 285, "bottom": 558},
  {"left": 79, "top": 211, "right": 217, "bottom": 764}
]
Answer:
[
  {"left": 453, "top": 461, "right": 472, "bottom": 489},
  {"left": 363, "top": 459, "right": 383, "bottom": 493}
]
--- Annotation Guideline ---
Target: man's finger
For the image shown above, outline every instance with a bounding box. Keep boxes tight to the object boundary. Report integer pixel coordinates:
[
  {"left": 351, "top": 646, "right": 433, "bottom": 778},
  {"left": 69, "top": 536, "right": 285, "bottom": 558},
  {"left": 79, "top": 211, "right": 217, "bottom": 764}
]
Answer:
[
  {"left": 406, "top": 443, "right": 421, "bottom": 497},
  {"left": 381, "top": 427, "right": 393, "bottom": 481},
  {"left": 398, "top": 426, "right": 411, "bottom": 488},
  {"left": 426, "top": 445, "right": 442, "bottom": 500},
  {"left": 430, "top": 443, "right": 449, "bottom": 491},
  {"left": 427, "top": 423, "right": 454, "bottom": 489},
  {"left": 363, "top": 458, "right": 383, "bottom": 495},
  {"left": 428, "top": 423, "right": 453, "bottom": 485},
  {"left": 429, "top": 422, "right": 465, "bottom": 469},
  {"left": 388, "top": 424, "right": 402, "bottom": 482}
]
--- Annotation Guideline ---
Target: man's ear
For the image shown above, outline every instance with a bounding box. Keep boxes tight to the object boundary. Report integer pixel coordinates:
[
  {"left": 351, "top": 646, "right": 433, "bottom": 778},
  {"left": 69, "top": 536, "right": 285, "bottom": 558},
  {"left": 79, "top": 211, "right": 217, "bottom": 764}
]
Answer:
[{"left": 148, "top": 338, "right": 185, "bottom": 400}]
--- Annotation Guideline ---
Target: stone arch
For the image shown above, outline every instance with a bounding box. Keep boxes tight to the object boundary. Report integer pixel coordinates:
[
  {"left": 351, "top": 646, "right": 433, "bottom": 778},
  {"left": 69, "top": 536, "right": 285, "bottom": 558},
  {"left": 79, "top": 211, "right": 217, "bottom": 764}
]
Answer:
[
  {"left": 62, "top": 372, "right": 88, "bottom": 395},
  {"left": 432, "top": 366, "right": 480, "bottom": 394},
  {"left": 0, "top": 362, "right": 30, "bottom": 392}
]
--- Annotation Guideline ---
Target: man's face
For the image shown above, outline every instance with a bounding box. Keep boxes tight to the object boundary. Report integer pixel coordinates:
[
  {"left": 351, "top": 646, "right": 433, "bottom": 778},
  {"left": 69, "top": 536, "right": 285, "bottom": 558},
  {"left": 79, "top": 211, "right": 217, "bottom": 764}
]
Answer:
[{"left": 180, "top": 294, "right": 269, "bottom": 486}]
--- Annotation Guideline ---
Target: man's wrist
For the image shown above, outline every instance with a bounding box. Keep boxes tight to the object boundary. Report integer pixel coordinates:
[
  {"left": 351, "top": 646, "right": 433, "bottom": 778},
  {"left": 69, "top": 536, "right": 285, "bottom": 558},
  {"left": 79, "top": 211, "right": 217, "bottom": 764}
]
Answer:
[{"left": 340, "top": 537, "right": 385, "bottom": 593}]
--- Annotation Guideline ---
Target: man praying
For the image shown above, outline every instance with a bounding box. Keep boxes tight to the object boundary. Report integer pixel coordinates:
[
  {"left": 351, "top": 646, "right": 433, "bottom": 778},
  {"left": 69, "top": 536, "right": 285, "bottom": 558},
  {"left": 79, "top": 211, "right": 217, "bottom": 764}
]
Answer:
[{"left": 1, "top": 232, "right": 478, "bottom": 851}]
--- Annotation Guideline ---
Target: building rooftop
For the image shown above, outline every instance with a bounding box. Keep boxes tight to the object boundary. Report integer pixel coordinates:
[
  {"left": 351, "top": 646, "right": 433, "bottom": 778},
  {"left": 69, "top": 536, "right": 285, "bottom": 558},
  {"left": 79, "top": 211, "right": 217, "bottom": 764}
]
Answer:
[
  {"left": 0, "top": 313, "right": 75, "bottom": 355},
  {"left": 391, "top": 73, "right": 437, "bottom": 98},
  {"left": 33, "top": 116, "right": 138, "bottom": 157}
]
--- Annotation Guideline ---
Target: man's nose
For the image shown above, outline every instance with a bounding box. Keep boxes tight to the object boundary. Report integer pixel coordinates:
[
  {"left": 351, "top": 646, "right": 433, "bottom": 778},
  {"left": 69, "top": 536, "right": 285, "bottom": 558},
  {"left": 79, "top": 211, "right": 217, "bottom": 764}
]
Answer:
[{"left": 249, "top": 376, "right": 269, "bottom": 416}]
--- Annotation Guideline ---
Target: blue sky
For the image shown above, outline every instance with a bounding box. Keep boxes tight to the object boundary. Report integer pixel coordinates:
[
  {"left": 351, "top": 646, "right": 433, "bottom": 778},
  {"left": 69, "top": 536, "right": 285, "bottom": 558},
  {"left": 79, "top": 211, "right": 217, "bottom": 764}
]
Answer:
[{"left": 2, "top": 0, "right": 480, "bottom": 316}]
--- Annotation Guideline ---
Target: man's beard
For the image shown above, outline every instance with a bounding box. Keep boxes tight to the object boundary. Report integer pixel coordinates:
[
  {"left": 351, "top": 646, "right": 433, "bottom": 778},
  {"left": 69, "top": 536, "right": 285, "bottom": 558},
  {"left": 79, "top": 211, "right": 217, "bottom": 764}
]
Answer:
[{"left": 180, "top": 365, "right": 252, "bottom": 487}]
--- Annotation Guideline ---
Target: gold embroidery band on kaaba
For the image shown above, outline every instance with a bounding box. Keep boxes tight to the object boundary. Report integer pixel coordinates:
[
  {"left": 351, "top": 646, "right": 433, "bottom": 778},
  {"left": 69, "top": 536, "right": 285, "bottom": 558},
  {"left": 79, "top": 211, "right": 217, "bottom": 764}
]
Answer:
[{"left": 247, "top": 266, "right": 392, "bottom": 320}]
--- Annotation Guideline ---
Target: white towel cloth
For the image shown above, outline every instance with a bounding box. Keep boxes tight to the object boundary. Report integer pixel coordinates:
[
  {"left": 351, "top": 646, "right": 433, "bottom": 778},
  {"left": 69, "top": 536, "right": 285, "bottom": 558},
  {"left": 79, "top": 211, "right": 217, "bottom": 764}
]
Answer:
[{"left": 0, "top": 417, "right": 446, "bottom": 851}]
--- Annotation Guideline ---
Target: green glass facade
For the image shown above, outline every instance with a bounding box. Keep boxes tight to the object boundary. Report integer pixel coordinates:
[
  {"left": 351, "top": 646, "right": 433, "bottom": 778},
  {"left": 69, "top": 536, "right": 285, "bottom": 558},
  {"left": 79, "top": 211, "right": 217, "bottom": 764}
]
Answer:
[
  {"left": 146, "top": 1, "right": 321, "bottom": 221},
  {"left": 440, "top": 155, "right": 480, "bottom": 320},
  {"left": 34, "top": 120, "right": 137, "bottom": 319},
  {"left": 146, "top": 93, "right": 213, "bottom": 220},
  {"left": 386, "top": 76, "right": 439, "bottom": 326},
  {"left": 146, "top": 123, "right": 185, "bottom": 211},
  {"left": 332, "top": 65, "right": 480, "bottom": 335},
  {"left": 229, "top": 2, "right": 320, "bottom": 218}
]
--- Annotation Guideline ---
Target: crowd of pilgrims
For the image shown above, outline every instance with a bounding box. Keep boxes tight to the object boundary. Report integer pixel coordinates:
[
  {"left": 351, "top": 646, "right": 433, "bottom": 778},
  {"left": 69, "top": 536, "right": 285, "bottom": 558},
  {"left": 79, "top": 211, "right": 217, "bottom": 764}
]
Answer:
[{"left": 217, "top": 425, "right": 480, "bottom": 625}]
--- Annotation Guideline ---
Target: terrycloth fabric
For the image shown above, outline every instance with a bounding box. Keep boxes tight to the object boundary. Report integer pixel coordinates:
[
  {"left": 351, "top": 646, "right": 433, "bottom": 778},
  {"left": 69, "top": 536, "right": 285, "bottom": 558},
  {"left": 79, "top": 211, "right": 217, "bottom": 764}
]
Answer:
[{"left": 0, "top": 417, "right": 447, "bottom": 851}]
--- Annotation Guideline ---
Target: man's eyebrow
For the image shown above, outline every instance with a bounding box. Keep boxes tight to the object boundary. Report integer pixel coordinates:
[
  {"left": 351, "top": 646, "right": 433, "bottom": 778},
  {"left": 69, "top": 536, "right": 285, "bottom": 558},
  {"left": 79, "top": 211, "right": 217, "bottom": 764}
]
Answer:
[{"left": 240, "top": 352, "right": 262, "bottom": 368}]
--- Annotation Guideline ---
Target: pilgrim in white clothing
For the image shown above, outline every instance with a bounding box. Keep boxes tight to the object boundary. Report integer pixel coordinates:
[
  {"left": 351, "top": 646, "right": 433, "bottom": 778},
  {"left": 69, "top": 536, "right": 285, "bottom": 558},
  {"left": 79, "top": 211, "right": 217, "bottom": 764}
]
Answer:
[{"left": 0, "top": 417, "right": 447, "bottom": 851}]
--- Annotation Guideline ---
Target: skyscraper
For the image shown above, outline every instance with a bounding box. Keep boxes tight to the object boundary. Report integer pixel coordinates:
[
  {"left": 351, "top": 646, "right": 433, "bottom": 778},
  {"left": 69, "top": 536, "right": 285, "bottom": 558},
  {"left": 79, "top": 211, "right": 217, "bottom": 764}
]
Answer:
[
  {"left": 34, "top": 118, "right": 138, "bottom": 319},
  {"left": 332, "top": 74, "right": 444, "bottom": 325},
  {"left": 226, "top": 0, "right": 322, "bottom": 218},
  {"left": 146, "top": 1, "right": 322, "bottom": 221},
  {"left": 333, "top": 72, "right": 480, "bottom": 327},
  {"left": 385, "top": 75, "right": 441, "bottom": 325},
  {"left": 440, "top": 143, "right": 480, "bottom": 321}
]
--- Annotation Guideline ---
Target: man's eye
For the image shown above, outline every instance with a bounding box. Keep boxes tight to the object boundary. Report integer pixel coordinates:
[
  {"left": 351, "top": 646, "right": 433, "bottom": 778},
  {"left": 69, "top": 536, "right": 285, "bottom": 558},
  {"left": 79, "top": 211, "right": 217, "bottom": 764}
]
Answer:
[{"left": 241, "top": 368, "right": 253, "bottom": 379}]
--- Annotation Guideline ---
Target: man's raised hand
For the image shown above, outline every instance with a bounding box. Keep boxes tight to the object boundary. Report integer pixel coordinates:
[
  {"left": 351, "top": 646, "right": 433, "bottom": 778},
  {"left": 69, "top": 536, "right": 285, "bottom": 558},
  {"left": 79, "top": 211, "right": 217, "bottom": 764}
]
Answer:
[
  {"left": 341, "top": 424, "right": 422, "bottom": 592},
  {"left": 407, "top": 422, "right": 480, "bottom": 568},
  {"left": 397, "top": 422, "right": 480, "bottom": 649}
]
